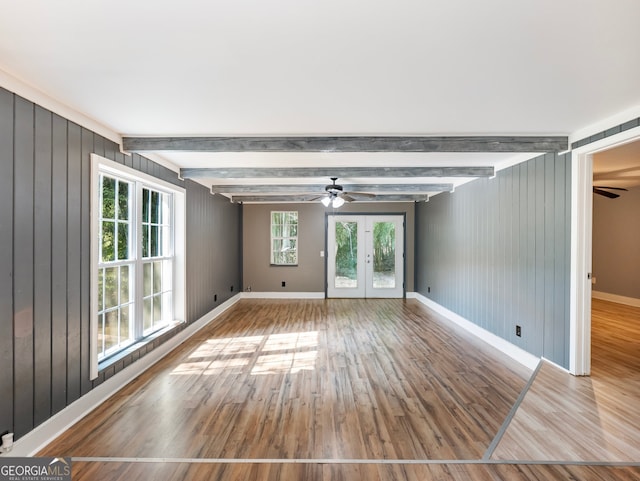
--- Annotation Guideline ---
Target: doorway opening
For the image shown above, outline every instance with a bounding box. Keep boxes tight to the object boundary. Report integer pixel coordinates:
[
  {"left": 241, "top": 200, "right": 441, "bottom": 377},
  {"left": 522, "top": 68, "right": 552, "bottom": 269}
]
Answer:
[
  {"left": 571, "top": 126, "right": 640, "bottom": 375},
  {"left": 591, "top": 139, "right": 640, "bottom": 378},
  {"left": 326, "top": 214, "right": 405, "bottom": 298}
]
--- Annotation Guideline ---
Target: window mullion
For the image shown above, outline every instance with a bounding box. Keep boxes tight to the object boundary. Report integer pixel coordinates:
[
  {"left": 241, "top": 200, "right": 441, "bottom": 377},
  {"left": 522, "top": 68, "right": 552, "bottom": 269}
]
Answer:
[{"left": 134, "top": 180, "right": 144, "bottom": 339}]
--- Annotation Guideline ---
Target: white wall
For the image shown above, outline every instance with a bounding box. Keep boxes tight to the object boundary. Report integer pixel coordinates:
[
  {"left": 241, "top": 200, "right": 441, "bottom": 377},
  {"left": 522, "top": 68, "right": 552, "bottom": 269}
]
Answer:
[{"left": 592, "top": 185, "right": 640, "bottom": 300}]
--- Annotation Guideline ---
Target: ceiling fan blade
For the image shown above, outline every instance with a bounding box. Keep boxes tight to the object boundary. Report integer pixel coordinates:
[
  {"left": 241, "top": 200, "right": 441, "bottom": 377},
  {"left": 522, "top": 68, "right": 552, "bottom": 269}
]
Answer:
[
  {"left": 593, "top": 186, "right": 628, "bottom": 191},
  {"left": 341, "top": 194, "right": 357, "bottom": 202},
  {"left": 346, "top": 191, "right": 376, "bottom": 198},
  {"left": 593, "top": 187, "right": 620, "bottom": 198},
  {"left": 305, "top": 195, "right": 325, "bottom": 201}
]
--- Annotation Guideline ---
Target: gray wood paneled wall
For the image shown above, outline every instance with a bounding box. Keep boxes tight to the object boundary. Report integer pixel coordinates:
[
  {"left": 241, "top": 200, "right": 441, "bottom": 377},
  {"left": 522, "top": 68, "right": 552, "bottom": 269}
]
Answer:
[
  {"left": 415, "top": 153, "right": 571, "bottom": 368},
  {"left": 0, "top": 87, "right": 241, "bottom": 441},
  {"left": 186, "top": 180, "right": 242, "bottom": 320}
]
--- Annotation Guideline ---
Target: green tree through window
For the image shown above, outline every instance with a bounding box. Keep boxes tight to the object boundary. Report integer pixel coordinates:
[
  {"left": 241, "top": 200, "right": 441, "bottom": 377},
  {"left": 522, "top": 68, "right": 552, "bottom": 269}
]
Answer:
[
  {"left": 96, "top": 173, "right": 174, "bottom": 361},
  {"left": 271, "top": 211, "right": 298, "bottom": 265}
]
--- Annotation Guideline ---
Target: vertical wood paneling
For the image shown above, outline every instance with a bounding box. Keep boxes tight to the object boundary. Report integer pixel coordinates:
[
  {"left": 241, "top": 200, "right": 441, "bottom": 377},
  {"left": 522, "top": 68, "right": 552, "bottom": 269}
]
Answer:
[
  {"left": 80, "top": 128, "right": 93, "bottom": 396},
  {"left": 518, "top": 165, "right": 528, "bottom": 344},
  {"left": 93, "top": 133, "right": 104, "bottom": 157},
  {"left": 534, "top": 157, "right": 545, "bottom": 353},
  {"left": 13, "top": 96, "right": 35, "bottom": 438},
  {"left": 114, "top": 149, "right": 125, "bottom": 166},
  {"left": 415, "top": 153, "right": 571, "bottom": 367},
  {"left": 543, "top": 153, "right": 556, "bottom": 358},
  {"left": 489, "top": 177, "right": 499, "bottom": 329},
  {"left": 66, "top": 122, "right": 82, "bottom": 404},
  {"left": 132, "top": 153, "right": 141, "bottom": 171},
  {"left": 34, "top": 105, "right": 53, "bottom": 426},
  {"left": 104, "top": 139, "right": 117, "bottom": 161},
  {"left": 499, "top": 170, "right": 508, "bottom": 335},
  {"left": 509, "top": 166, "right": 520, "bottom": 343},
  {"left": 0, "top": 89, "right": 14, "bottom": 435},
  {"left": 138, "top": 154, "right": 148, "bottom": 174},
  {"left": 525, "top": 161, "right": 536, "bottom": 347},
  {"left": 185, "top": 183, "right": 242, "bottom": 323},
  {"left": 545, "top": 153, "right": 571, "bottom": 366},
  {"left": 51, "top": 113, "right": 68, "bottom": 415},
  {"left": 0, "top": 90, "right": 237, "bottom": 441}
]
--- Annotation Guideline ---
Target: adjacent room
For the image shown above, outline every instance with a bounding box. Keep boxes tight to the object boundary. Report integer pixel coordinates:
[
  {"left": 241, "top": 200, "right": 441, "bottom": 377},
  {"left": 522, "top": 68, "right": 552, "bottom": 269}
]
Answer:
[{"left": 0, "top": 1, "right": 639, "bottom": 480}]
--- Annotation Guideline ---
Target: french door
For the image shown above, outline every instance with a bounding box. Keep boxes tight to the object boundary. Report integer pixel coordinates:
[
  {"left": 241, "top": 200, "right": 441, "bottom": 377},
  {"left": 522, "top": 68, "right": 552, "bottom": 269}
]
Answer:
[{"left": 327, "top": 215, "right": 404, "bottom": 298}]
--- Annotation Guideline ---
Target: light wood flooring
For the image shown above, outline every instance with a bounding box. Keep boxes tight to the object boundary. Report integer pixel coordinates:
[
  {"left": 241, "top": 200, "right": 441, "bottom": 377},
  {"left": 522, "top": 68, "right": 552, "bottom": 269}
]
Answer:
[
  {"left": 492, "top": 298, "right": 640, "bottom": 463},
  {"left": 39, "top": 298, "right": 640, "bottom": 480}
]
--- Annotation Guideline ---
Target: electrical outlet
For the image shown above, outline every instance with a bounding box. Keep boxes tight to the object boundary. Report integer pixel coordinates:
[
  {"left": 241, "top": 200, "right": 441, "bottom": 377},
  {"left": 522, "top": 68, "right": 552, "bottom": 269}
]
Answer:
[
  {"left": 516, "top": 325, "right": 522, "bottom": 337},
  {"left": 281, "top": 281, "right": 286, "bottom": 287},
  {"left": 214, "top": 294, "right": 218, "bottom": 302},
  {"left": 230, "top": 285, "right": 234, "bottom": 292},
  {"left": 427, "top": 286, "right": 431, "bottom": 293}
]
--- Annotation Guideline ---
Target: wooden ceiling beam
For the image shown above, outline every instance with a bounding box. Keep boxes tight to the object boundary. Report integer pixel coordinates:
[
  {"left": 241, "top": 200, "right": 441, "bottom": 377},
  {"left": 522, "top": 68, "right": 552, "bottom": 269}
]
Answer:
[
  {"left": 181, "top": 166, "right": 494, "bottom": 179},
  {"left": 230, "top": 194, "right": 431, "bottom": 203},
  {"left": 210, "top": 183, "right": 453, "bottom": 194},
  {"left": 123, "top": 135, "right": 568, "bottom": 153}
]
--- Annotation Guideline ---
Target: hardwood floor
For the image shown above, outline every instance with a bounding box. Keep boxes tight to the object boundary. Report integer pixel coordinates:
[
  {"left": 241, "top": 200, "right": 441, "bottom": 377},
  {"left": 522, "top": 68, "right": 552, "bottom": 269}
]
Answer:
[
  {"left": 38, "top": 298, "right": 640, "bottom": 480},
  {"left": 68, "top": 461, "right": 640, "bottom": 481},
  {"left": 491, "top": 298, "right": 640, "bottom": 462}
]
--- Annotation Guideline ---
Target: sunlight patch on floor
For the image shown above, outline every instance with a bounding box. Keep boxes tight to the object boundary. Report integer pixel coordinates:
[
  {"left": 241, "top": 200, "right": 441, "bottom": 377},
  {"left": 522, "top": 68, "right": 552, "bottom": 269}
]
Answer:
[{"left": 171, "top": 331, "right": 319, "bottom": 376}]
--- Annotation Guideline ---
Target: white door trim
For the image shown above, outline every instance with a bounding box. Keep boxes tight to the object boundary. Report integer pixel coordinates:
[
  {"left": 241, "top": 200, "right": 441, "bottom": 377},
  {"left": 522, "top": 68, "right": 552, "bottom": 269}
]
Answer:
[
  {"left": 570, "top": 126, "right": 640, "bottom": 375},
  {"left": 326, "top": 214, "right": 405, "bottom": 298}
]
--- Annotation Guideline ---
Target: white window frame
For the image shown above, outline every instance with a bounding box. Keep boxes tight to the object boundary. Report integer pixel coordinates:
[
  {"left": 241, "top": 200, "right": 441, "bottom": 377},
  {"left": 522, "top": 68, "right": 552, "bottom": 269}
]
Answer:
[
  {"left": 90, "top": 154, "right": 185, "bottom": 380},
  {"left": 270, "top": 211, "right": 298, "bottom": 265}
]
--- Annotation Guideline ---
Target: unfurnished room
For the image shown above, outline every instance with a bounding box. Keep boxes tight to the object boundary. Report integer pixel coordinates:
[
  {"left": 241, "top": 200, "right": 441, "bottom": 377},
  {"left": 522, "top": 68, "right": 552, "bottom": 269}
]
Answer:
[{"left": 1, "top": 1, "right": 640, "bottom": 480}]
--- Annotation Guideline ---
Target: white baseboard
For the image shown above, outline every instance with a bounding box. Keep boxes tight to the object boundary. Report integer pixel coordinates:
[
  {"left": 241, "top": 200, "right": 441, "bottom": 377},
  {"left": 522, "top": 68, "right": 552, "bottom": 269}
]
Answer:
[
  {"left": 592, "top": 290, "right": 640, "bottom": 308},
  {"left": 6, "top": 294, "right": 242, "bottom": 457},
  {"left": 412, "top": 293, "right": 540, "bottom": 371},
  {"left": 241, "top": 292, "right": 325, "bottom": 299}
]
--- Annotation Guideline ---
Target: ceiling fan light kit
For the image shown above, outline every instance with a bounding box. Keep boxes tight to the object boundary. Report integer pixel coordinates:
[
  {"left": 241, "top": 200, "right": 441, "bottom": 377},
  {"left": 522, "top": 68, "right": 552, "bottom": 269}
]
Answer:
[
  {"left": 320, "top": 177, "right": 373, "bottom": 208},
  {"left": 332, "top": 196, "right": 345, "bottom": 208},
  {"left": 321, "top": 194, "right": 345, "bottom": 208}
]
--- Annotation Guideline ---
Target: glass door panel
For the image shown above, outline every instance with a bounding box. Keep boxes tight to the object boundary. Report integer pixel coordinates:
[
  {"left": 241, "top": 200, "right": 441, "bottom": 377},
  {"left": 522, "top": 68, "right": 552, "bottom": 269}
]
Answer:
[
  {"left": 327, "top": 216, "right": 365, "bottom": 297},
  {"left": 334, "top": 221, "right": 358, "bottom": 288},
  {"left": 372, "top": 221, "right": 396, "bottom": 289},
  {"left": 327, "top": 215, "right": 403, "bottom": 298}
]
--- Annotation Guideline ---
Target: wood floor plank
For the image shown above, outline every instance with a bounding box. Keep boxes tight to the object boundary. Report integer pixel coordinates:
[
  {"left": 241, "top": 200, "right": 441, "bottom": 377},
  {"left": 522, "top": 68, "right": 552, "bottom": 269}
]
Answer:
[
  {"left": 68, "top": 461, "right": 640, "bottom": 481},
  {"left": 40, "top": 299, "right": 529, "bottom": 462},
  {"left": 38, "top": 298, "right": 640, "bottom": 479},
  {"left": 492, "top": 298, "right": 640, "bottom": 461}
]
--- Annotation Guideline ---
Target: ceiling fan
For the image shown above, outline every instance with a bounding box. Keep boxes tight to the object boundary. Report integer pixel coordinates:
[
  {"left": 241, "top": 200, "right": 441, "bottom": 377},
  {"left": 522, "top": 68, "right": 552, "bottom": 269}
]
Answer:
[
  {"left": 314, "top": 177, "right": 375, "bottom": 207},
  {"left": 592, "top": 186, "right": 628, "bottom": 199}
]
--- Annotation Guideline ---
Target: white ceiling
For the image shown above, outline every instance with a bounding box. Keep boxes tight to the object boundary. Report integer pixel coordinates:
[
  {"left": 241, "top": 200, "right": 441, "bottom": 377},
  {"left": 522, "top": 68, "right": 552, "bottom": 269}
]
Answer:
[
  {"left": 594, "top": 140, "right": 640, "bottom": 189},
  {"left": 1, "top": 0, "right": 639, "bottom": 200}
]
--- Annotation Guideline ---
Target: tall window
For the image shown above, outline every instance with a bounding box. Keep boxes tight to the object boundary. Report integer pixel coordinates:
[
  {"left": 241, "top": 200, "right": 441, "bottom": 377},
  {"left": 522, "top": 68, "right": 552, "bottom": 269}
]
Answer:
[
  {"left": 97, "top": 175, "right": 134, "bottom": 357},
  {"left": 270, "top": 211, "right": 298, "bottom": 265},
  {"left": 141, "top": 187, "right": 174, "bottom": 334},
  {"left": 91, "top": 155, "right": 185, "bottom": 379}
]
